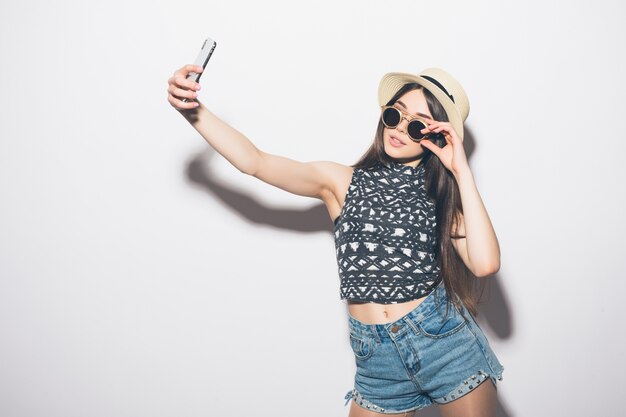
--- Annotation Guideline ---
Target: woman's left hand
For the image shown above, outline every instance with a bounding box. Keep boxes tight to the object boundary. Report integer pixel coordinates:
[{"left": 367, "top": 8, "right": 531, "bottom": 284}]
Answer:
[{"left": 418, "top": 121, "right": 470, "bottom": 178}]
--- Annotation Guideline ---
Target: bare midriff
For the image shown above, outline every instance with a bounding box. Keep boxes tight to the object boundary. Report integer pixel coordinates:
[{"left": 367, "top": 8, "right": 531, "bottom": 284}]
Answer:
[{"left": 347, "top": 295, "right": 428, "bottom": 325}]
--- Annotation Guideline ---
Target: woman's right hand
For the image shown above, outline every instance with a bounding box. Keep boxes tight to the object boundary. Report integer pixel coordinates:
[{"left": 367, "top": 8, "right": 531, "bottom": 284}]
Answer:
[{"left": 167, "top": 64, "right": 203, "bottom": 111}]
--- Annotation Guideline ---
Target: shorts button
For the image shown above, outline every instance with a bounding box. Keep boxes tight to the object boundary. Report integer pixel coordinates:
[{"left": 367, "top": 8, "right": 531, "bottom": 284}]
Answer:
[{"left": 391, "top": 325, "right": 399, "bottom": 333}]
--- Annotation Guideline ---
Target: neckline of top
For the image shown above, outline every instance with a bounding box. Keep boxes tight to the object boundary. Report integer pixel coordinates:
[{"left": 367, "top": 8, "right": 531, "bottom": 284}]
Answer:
[{"left": 380, "top": 159, "right": 425, "bottom": 177}]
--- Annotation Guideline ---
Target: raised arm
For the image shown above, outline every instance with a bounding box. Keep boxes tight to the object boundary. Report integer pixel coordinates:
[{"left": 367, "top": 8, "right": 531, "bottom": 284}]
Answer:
[
  {"left": 167, "top": 64, "right": 348, "bottom": 211},
  {"left": 420, "top": 119, "right": 501, "bottom": 278}
]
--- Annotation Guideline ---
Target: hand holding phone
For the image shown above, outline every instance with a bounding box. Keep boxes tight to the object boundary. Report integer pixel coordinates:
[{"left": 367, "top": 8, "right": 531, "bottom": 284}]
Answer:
[{"left": 182, "top": 36, "right": 217, "bottom": 103}]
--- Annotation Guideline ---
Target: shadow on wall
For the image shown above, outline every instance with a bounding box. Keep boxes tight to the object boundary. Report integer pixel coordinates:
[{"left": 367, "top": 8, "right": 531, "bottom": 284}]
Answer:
[
  {"left": 186, "top": 149, "right": 333, "bottom": 233},
  {"left": 185, "top": 127, "right": 515, "bottom": 416}
]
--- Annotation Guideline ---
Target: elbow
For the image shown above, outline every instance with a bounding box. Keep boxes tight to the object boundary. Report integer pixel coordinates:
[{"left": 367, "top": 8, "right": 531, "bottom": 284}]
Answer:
[
  {"left": 472, "top": 261, "right": 501, "bottom": 278},
  {"left": 242, "top": 148, "right": 263, "bottom": 177},
  {"left": 239, "top": 163, "right": 256, "bottom": 176},
  {"left": 236, "top": 154, "right": 261, "bottom": 176}
]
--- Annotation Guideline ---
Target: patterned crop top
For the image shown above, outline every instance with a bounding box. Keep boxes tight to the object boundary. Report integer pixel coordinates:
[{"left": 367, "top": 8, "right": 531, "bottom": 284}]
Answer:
[{"left": 333, "top": 159, "right": 442, "bottom": 304}]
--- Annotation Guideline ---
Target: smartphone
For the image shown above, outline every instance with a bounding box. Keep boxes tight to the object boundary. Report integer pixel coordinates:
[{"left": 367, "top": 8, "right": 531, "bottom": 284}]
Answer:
[{"left": 182, "top": 36, "right": 217, "bottom": 102}]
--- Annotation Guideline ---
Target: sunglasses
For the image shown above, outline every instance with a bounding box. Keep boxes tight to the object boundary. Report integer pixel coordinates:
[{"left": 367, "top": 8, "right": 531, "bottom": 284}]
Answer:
[{"left": 380, "top": 106, "right": 444, "bottom": 142}]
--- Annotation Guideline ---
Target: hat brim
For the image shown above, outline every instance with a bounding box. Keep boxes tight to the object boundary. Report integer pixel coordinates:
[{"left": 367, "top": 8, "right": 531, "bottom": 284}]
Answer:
[{"left": 378, "top": 72, "right": 464, "bottom": 140}]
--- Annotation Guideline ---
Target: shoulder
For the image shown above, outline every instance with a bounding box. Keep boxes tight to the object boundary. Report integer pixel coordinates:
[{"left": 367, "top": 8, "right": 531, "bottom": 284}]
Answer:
[{"left": 308, "top": 160, "right": 354, "bottom": 177}]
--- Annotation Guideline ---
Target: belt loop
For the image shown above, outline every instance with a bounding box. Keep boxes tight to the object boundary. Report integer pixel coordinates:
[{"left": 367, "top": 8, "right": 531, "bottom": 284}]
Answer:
[
  {"left": 404, "top": 315, "right": 419, "bottom": 335},
  {"left": 372, "top": 325, "right": 381, "bottom": 343}
]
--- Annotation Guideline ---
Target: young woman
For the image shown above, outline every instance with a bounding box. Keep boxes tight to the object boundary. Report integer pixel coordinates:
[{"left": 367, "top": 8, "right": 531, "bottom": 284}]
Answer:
[{"left": 167, "top": 65, "right": 504, "bottom": 416}]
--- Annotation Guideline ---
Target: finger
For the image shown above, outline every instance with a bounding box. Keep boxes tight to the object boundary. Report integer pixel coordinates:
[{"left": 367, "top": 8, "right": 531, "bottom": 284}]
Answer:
[
  {"left": 421, "top": 120, "right": 446, "bottom": 131},
  {"left": 423, "top": 120, "right": 446, "bottom": 128},
  {"left": 428, "top": 124, "right": 460, "bottom": 143},
  {"left": 423, "top": 121, "right": 454, "bottom": 134},
  {"left": 168, "top": 93, "right": 199, "bottom": 109},
  {"left": 170, "top": 76, "right": 187, "bottom": 90},
  {"left": 167, "top": 84, "right": 198, "bottom": 100},
  {"left": 426, "top": 122, "right": 449, "bottom": 132},
  {"left": 174, "top": 64, "right": 204, "bottom": 77},
  {"left": 421, "top": 124, "right": 443, "bottom": 136},
  {"left": 184, "top": 64, "right": 204, "bottom": 73},
  {"left": 171, "top": 75, "right": 202, "bottom": 92}
]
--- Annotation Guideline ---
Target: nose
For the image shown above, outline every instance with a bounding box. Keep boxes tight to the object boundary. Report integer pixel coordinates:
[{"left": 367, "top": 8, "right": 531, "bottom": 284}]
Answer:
[{"left": 395, "top": 116, "right": 409, "bottom": 134}]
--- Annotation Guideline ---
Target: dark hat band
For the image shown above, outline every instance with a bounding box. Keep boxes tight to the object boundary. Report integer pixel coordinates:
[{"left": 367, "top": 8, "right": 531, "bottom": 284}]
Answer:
[{"left": 421, "top": 75, "right": 455, "bottom": 103}]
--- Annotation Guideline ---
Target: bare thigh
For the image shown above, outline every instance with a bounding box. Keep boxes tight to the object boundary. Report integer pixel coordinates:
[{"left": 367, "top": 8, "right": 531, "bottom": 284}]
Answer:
[
  {"left": 437, "top": 378, "right": 497, "bottom": 417},
  {"left": 347, "top": 379, "right": 497, "bottom": 417},
  {"left": 348, "top": 400, "right": 415, "bottom": 417}
]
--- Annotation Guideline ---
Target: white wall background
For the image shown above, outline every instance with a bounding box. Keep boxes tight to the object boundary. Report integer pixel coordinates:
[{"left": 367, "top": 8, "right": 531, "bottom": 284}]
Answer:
[{"left": 1, "top": 1, "right": 625, "bottom": 416}]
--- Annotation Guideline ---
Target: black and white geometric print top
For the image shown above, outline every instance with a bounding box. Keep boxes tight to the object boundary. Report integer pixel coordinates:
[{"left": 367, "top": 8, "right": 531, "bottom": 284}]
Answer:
[{"left": 333, "top": 159, "right": 442, "bottom": 304}]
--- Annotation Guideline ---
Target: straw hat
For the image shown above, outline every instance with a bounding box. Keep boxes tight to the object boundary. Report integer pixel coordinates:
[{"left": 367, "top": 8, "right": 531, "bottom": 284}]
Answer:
[{"left": 378, "top": 68, "right": 470, "bottom": 140}]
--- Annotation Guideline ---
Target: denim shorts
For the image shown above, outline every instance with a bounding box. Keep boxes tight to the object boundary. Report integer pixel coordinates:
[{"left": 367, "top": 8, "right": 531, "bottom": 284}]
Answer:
[{"left": 343, "top": 280, "right": 504, "bottom": 414}]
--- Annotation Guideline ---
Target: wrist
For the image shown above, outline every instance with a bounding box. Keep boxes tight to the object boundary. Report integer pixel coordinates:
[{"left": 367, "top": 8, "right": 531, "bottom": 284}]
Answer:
[{"left": 453, "top": 165, "right": 473, "bottom": 183}]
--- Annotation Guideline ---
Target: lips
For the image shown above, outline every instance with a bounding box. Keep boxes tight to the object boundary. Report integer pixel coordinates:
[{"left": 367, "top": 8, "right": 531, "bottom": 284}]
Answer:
[{"left": 389, "top": 135, "right": 406, "bottom": 146}]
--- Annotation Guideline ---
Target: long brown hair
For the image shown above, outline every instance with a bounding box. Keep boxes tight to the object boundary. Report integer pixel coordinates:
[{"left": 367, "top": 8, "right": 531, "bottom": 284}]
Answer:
[{"left": 352, "top": 83, "right": 485, "bottom": 316}]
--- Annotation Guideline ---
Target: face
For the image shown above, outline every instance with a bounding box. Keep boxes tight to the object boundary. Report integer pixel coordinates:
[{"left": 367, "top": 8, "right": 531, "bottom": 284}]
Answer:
[{"left": 382, "top": 88, "right": 434, "bottom": 167}]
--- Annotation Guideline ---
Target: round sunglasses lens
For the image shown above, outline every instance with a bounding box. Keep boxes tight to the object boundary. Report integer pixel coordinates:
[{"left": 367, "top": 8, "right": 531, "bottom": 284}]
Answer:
[
  {"left": 382, "top": 107, "right": 401, "bottom": 127},
  {"left": 407, "top": 120, "right": 426, "bottom": 140}
]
